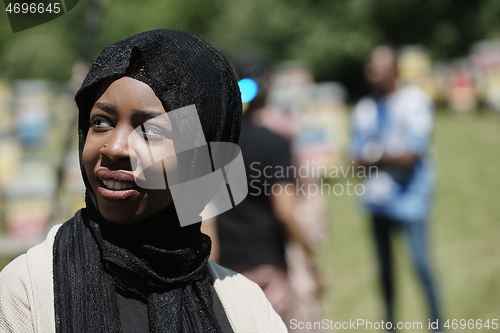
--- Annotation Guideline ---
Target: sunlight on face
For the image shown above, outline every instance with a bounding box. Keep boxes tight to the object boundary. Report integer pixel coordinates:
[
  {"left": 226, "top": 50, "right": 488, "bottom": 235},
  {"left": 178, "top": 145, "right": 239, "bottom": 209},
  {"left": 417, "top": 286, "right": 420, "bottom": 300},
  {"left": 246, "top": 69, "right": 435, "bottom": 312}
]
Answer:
[{"left": 82, "top": 77, "right": 175, "bottom": 224}]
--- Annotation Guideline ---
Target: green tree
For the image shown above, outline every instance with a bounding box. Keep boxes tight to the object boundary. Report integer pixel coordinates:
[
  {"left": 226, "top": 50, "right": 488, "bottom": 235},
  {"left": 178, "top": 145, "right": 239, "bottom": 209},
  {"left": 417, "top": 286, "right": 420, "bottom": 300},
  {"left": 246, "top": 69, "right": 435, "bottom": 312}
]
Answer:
[{"left": 2, "top": 0, "right": 500, "bottom": 98}]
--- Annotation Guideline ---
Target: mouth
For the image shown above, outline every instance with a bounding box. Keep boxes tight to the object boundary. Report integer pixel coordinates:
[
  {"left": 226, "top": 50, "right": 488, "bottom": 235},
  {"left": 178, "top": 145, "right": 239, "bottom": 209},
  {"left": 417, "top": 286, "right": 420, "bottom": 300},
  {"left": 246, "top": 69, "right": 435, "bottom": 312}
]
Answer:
[{"left": 95, "top": 169, "right": 141, "bottom": 202}]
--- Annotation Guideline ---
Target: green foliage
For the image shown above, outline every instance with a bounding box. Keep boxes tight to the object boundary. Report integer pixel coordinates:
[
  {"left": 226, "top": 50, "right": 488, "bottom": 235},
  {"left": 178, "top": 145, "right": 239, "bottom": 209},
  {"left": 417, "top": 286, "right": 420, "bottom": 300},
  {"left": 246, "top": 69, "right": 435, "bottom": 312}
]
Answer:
[
  {"left": 0, "top": 0, "right": 89, "bottom": 80},
  {"left": 2, "top": 0, "right": 500, "bottom": 97}
]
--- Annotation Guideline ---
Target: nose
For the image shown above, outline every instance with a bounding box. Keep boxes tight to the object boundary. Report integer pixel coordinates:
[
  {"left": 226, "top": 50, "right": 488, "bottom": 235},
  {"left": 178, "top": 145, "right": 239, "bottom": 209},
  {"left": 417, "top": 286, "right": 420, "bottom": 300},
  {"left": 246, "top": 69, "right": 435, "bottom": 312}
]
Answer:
[{"left": 100, "top": 126, "right": 132, "bottom": 164}]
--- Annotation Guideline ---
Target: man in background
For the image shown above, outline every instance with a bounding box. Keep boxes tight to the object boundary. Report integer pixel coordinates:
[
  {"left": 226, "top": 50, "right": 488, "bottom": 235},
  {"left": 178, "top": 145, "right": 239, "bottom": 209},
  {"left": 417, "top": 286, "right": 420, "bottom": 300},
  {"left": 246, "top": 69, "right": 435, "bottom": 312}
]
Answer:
[{"left": 351, "top": 45, "right": 441, "bottom": 332}]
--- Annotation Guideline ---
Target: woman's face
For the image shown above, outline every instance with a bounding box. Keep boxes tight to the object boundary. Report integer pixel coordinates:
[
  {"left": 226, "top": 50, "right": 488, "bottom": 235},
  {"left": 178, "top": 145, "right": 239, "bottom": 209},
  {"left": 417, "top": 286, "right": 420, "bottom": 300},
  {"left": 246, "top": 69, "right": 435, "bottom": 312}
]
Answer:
[{"left": 82, "top": 77, "right": 176, "bottom": 224}]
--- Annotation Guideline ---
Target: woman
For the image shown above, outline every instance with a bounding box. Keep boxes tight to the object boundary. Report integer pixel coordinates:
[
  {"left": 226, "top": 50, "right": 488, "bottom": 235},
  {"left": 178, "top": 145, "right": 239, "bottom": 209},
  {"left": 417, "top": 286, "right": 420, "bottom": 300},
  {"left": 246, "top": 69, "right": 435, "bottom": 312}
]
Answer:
[{"left": 0, "top": 29, "right": 287, "bottom": 333}]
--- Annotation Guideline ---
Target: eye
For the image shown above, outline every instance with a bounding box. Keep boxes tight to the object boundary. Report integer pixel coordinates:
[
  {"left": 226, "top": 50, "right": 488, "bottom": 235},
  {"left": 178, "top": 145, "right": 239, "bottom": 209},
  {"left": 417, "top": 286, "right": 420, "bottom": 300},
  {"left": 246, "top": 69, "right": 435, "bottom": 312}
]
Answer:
[
  {"left": 89, "top": 116, "right": 113, "bottom": 129},
  {"left": 141, "top": 123, "right": 170, "bottom": 143},
  {"left": 143, "top": 124, "right": 162, "bottom": 137}
]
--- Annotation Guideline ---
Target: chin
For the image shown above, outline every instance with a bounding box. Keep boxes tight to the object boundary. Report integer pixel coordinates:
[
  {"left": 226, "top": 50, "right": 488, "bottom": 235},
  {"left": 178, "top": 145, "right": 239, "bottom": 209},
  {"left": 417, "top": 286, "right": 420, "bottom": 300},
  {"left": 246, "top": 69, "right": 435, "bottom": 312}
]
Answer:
[
  {"left": 99, "top": 208, "right": 134, "bottom": 224},
  {"left": 95, "top": 197, "right": 139, "bottom": 224}
]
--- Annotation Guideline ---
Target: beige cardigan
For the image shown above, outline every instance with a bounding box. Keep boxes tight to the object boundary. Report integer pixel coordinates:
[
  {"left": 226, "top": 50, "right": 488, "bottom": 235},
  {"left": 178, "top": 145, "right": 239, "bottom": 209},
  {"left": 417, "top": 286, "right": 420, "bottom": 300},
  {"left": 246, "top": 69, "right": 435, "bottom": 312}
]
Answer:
[{"left": 0, "top": 225, "right": 288, "bottom": 333}]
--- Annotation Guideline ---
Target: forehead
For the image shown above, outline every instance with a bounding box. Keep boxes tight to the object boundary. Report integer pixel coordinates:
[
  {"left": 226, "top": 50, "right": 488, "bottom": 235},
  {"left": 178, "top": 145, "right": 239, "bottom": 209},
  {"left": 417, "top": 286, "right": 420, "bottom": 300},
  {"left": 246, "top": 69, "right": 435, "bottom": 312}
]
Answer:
[
  {"left": 94, "top": 77, "right": 165, "bottom": 113},
  {"left": 369, "top": 46, "right": 396, "bottom": 67}
]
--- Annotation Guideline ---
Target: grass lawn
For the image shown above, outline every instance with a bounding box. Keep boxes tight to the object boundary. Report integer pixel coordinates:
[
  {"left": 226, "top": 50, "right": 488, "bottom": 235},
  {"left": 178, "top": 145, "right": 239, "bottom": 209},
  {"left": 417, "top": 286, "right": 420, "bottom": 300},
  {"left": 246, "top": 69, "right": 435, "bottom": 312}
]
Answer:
[{"left": 318, "top": 111, "right": 500, "bottom": 332}]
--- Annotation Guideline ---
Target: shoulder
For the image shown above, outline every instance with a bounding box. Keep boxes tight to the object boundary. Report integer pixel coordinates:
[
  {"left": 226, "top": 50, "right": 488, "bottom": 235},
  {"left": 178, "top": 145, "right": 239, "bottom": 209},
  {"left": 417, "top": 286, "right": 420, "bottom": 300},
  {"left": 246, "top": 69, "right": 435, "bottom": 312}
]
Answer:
[
  {"left": 0, "top": 223, "right": 61, "bottom": 291},
  {"left": 393, "top": 85, "right": 434, "bottom": 131},
  {"left": 208, "top": 261, "right": 288, "bottom": 333},
  {"left": 0, "top": 252, "right": 32, "bottom": 332},
  {"left": 399, "top": 84, "right": 430, "bottom": 97},
  {"left": 352, "top": 96, "right": 377, "bottom": 128},
  {"left": 241, "top": 121, "right": 290, "bottom": 148},
  {"left": 394, "top": 84, "right": 433, "bottom": 107},
  {"left": 354, "top": 95, "right": 377, "bottom": 108},
  {"left": 0, "top": 224, "right": 61, "bottom": 333},
  {"left": 26, "top": 224, "right": 61, "bottom": 260}
]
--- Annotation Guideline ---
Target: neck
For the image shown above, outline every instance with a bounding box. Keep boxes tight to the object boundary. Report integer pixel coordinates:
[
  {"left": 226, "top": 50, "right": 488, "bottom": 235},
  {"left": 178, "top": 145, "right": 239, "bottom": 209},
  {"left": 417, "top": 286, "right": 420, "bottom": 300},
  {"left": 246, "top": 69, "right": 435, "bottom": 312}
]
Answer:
[{"left": 373, "top": 82, "right": 397, "bottom": 99}]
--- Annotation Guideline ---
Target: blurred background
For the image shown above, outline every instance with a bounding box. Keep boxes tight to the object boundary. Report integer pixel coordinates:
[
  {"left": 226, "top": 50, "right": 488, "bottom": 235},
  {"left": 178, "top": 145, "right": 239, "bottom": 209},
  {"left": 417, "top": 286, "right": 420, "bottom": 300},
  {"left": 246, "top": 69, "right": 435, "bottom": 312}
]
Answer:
[{"left": 0, "top": 0, "right": 499, "bottom": 332}]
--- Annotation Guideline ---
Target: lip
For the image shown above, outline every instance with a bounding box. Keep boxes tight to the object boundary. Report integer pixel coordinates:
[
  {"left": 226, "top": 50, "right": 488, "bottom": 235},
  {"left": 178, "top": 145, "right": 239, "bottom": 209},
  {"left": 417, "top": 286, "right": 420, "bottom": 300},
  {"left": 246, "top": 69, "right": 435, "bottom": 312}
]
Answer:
[
  {"left": 95, "top": 169, "right": 141, "bottom": 202},
  {"left": 96, "top": 169, "right": 136, "bottom": 182}
]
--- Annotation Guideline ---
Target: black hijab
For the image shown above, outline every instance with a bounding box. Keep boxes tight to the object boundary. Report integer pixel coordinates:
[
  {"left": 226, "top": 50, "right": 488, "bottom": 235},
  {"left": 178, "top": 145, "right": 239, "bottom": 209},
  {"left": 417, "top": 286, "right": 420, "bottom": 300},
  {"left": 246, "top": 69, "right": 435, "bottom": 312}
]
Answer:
[{"left": 53, "top": 29, "right": 242, "bottom": 332}]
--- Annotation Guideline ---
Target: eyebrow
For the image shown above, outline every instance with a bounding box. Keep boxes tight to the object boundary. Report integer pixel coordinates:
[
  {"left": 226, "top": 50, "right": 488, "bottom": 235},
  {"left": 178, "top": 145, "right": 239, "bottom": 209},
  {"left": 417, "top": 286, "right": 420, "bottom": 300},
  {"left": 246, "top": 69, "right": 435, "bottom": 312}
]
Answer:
[
  {"left": 93, "top": 102, "right": 163, "bottom": 120},
  {"left": 93, "top": 102, "right": 116, "bottom": 113},
  {"left": 132, "top": 109, "right": 164, "bottom": 119}
]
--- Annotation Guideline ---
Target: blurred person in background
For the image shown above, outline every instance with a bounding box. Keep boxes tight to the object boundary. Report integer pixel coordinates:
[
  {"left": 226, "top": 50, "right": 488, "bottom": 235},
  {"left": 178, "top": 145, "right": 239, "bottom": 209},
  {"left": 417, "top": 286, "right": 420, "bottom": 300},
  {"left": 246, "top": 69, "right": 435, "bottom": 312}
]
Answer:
[
  {"left": 350, "top": 45, "right": 441, "bottom": 332},
  {"left": 212, "top": 54, "right": 324, "bottom": 331}
]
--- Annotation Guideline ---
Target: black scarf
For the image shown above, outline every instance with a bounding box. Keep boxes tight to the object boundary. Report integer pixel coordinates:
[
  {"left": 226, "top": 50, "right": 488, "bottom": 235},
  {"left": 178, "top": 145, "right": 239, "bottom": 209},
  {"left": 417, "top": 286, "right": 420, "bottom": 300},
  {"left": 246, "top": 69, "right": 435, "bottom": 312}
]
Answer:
[
  {"left": 53, "top": 202, "right": 219, "bottom": 332},
  {"left": 53, "top": 29, "right": 241, "bottom": 332}
]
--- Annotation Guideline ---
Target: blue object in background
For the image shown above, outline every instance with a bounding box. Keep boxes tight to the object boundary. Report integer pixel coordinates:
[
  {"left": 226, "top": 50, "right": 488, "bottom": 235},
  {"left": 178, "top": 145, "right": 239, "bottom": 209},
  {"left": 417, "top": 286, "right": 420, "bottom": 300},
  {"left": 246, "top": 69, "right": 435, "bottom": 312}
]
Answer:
[
  {"left": 238, "top": 78, "right": 258, "bottom": 103},
  {"left": 16, "top": 118, "right": 49, "bottom": 148}
]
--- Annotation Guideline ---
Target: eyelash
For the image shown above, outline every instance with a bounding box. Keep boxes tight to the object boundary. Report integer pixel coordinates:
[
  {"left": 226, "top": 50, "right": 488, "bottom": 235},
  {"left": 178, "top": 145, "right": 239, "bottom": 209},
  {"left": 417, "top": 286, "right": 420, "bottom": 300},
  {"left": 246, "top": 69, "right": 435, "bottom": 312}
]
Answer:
[
  {"left": 141, "top": 125, "right": 168, "bottom": 143},
  {"left": 88, "top": 116, "right": 169, "bottom": 143},
  {"left": 89, "top": 116, "right": 113, "bottom": 129}
]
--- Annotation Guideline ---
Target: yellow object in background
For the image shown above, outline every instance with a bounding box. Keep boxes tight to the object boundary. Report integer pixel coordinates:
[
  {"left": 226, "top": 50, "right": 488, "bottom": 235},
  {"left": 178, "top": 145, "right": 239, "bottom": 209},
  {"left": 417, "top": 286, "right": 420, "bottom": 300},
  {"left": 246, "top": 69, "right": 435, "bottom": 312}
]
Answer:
[
  {"left": 0, "top": 81, "right": 13, "bottom": 134},
  {"left": 0, "top": 139, "right": 22, "bottom": 189},
  {"left": 398, "top": 45, "right": 438, "bottom": 101}
]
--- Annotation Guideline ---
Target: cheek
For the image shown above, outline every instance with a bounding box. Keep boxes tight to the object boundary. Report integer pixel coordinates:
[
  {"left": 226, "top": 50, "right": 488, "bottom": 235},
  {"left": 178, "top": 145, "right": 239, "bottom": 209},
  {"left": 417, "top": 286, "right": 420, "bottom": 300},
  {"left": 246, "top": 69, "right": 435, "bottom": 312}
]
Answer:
[
  {"left": 82, "top": 139, "right": 100, "bottom": 180},
  {"left": 156, "top": 142, "right": 178, "bottom": 172},
  {"left": 130, "top": 141, "right": 177, "bottom": 190},
  {"left": 134, "top": 141, "right": 177, "bottom": 171}
]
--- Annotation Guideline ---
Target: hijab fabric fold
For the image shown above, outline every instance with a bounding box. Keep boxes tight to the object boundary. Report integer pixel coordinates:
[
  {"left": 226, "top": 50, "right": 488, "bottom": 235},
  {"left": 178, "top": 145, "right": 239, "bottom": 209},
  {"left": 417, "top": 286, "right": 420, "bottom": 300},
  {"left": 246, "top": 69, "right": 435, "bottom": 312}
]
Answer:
[{"left": 53, "top": 29, "right": 242, "bottom": 332}]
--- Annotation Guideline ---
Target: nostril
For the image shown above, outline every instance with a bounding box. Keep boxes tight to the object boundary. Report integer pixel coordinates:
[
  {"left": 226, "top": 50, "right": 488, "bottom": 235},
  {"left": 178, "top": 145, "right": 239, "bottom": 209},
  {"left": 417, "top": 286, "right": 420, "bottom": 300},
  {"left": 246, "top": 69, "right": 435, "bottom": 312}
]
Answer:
[{"left": 100, "top": 155, "right": 134, "bottom": 172}]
